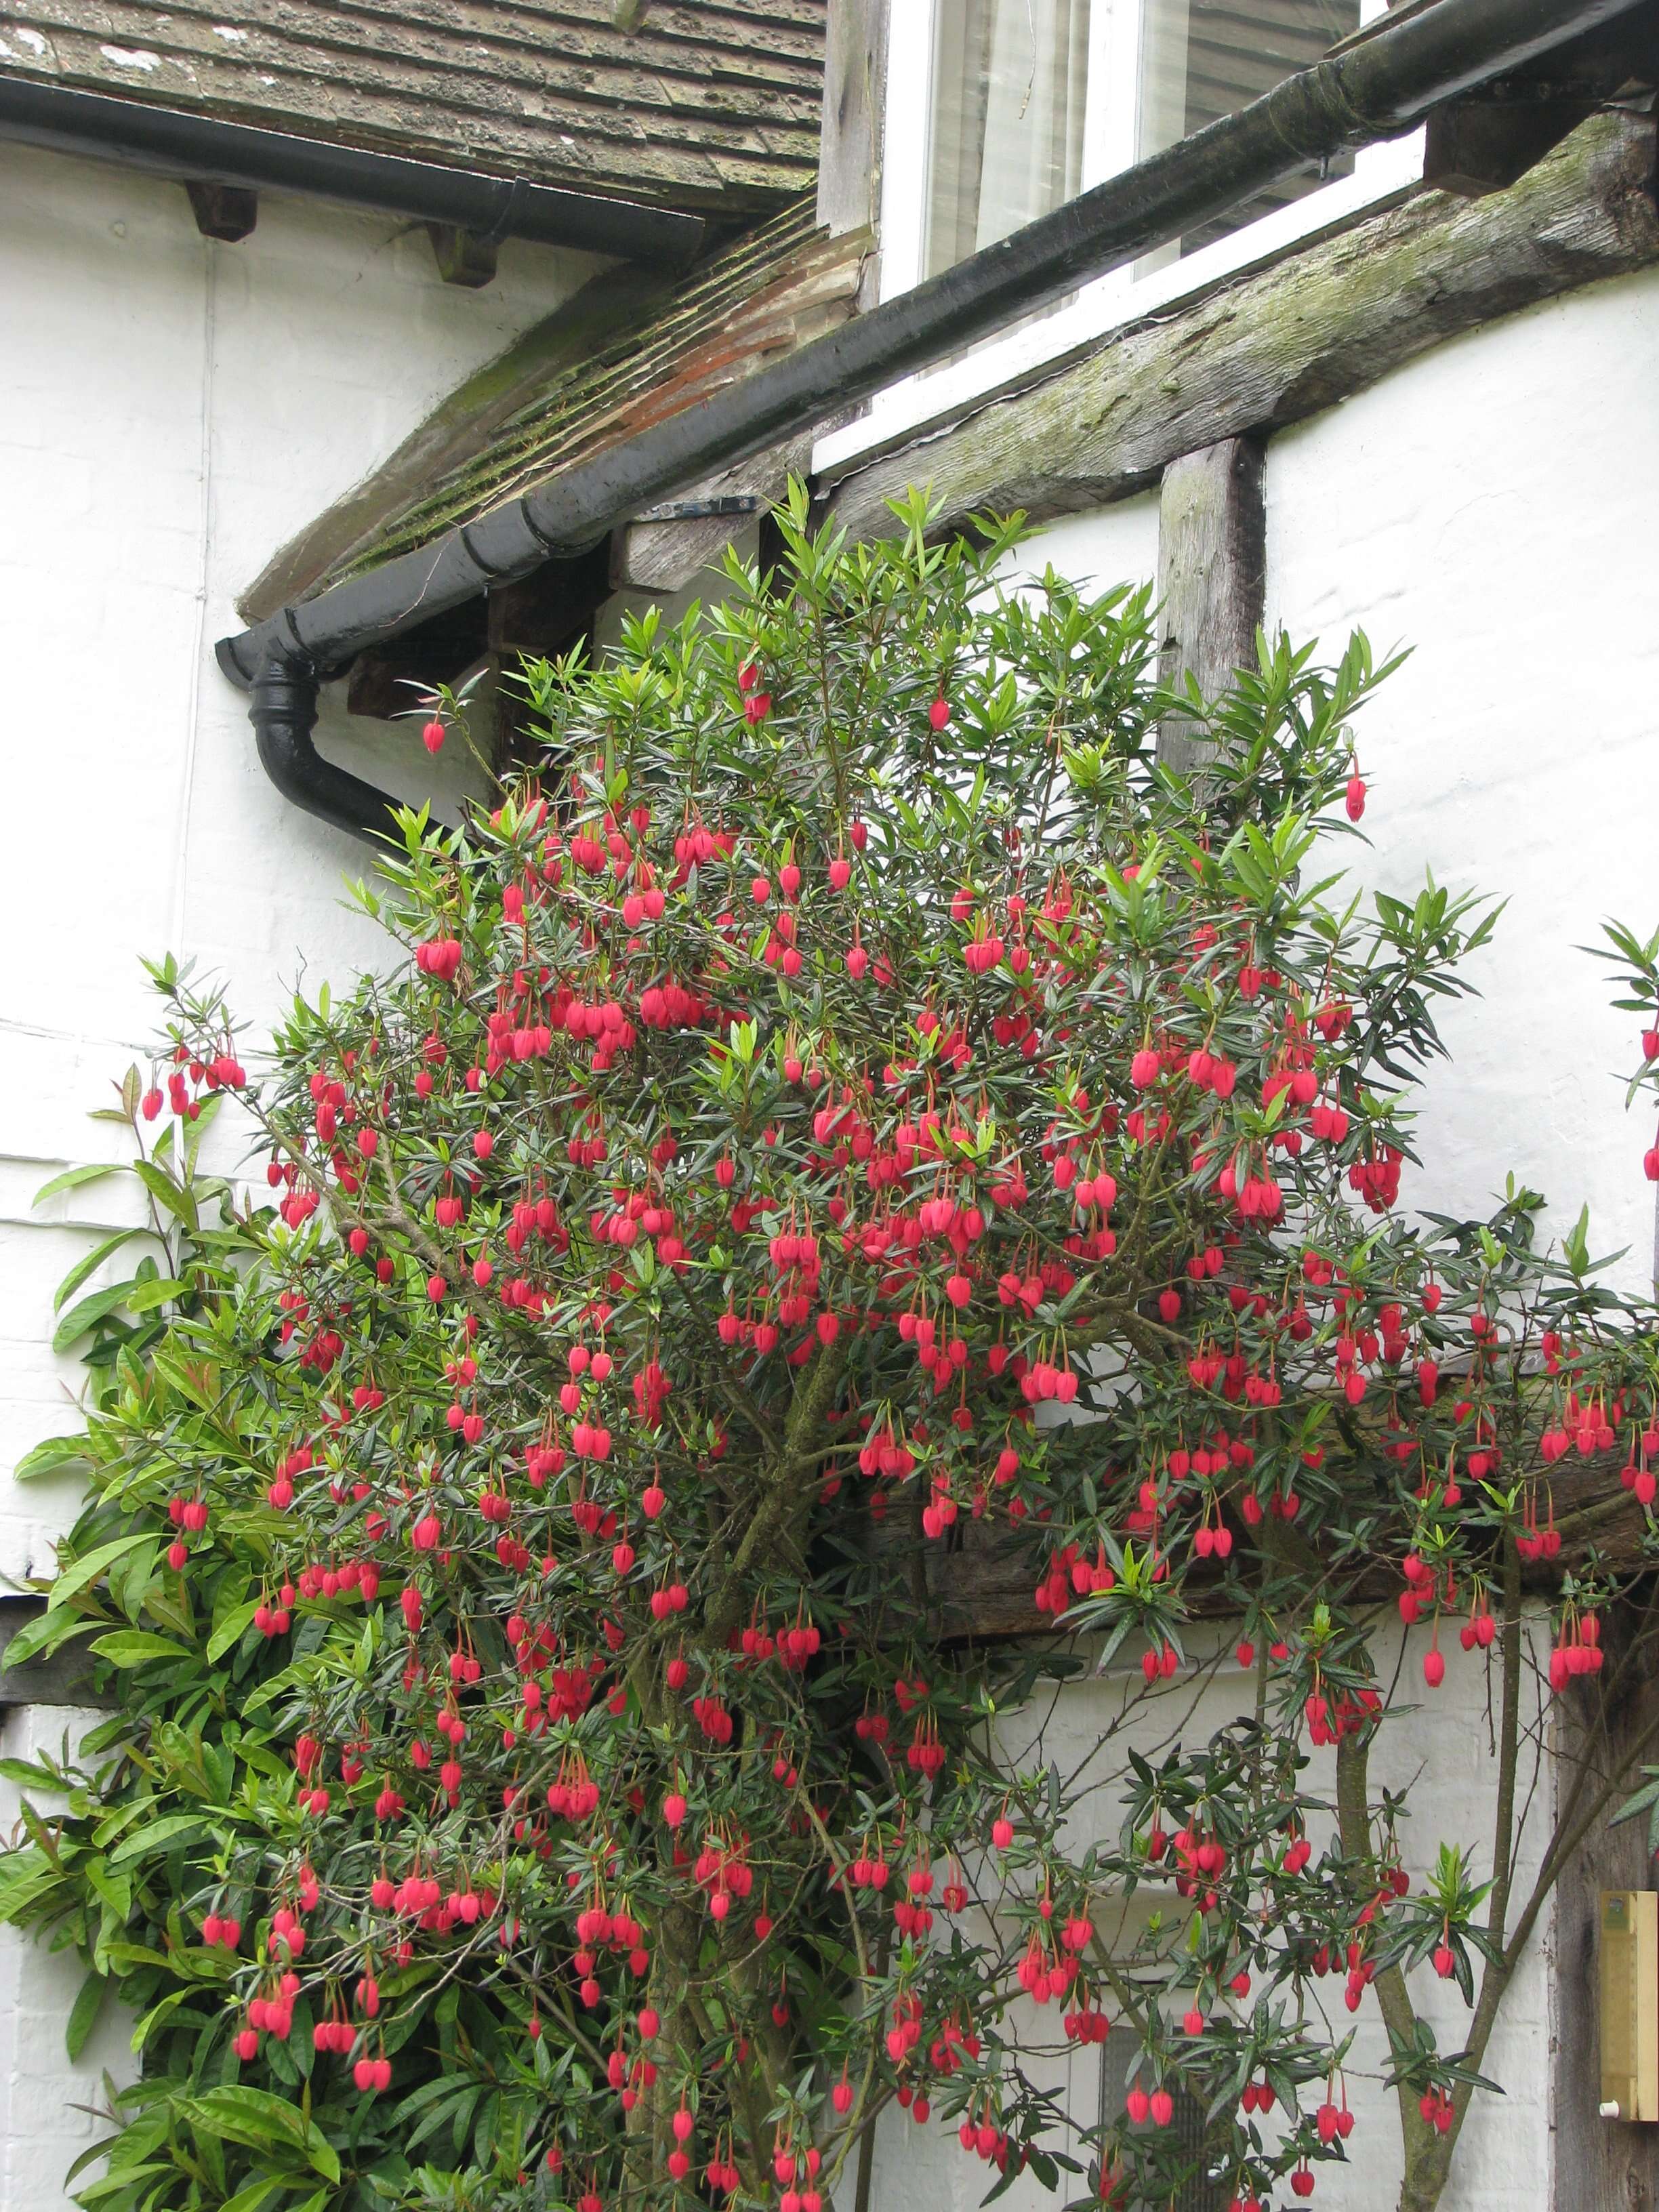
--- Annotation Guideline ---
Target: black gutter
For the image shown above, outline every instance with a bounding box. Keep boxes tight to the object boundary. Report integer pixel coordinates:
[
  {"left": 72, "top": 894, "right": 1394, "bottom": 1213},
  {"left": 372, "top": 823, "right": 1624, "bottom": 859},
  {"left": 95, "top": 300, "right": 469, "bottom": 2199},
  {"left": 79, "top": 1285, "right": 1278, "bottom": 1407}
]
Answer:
[
  {"left": 0, "top": 77, "right": 706, "bottom": 270},
  {"left": 249, "top": 657, "right": 407, "bottom": 847},
  {"left": 215, "top": 0, "right": 1643, "bottom": 841}
]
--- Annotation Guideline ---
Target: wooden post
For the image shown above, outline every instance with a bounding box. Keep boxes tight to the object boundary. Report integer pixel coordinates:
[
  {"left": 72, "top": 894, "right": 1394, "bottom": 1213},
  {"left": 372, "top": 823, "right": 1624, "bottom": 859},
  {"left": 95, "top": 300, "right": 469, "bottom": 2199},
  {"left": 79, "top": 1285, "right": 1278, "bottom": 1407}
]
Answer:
[
  {"left": 818, "top": 0, "right": 887, "bottom": 291},
  {"left": 1154, "top": 436, "right": 1265, "bottom": 775},
  {"left": 1550, "top": 1608, "right": 1659, "bottom": 2203}
]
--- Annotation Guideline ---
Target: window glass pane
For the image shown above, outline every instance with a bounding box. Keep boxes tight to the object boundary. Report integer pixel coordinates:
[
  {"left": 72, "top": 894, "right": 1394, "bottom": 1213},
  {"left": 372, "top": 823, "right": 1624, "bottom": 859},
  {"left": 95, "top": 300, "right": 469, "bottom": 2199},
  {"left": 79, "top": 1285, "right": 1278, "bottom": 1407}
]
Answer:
[
  {"left": 1139, "top": 0, "right": 1361, "bottom": 256},
  {"left": 924, "top": 0, "right": 1092, "bottom": 278},
  {"left": 1099, "top": 2026, "right": 1227, "bottom": 2211}
]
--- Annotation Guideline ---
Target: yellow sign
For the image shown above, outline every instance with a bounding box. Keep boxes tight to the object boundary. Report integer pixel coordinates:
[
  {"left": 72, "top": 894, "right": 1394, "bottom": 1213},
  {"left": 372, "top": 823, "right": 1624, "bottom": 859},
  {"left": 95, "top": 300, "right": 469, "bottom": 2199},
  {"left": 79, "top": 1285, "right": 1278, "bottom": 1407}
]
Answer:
[{"left": 1600, "top": 1890, "right": 1658, "bottom": 2122}]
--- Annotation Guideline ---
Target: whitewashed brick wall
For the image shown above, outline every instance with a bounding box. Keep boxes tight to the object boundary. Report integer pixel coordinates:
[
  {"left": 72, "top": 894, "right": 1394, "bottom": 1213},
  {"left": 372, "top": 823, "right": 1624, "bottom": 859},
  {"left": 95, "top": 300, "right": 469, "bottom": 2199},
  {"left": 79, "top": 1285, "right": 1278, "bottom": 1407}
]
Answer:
[
  {"left": 868, "top": 1620, "right": 1557, "bottom": 2212},
  {"left": 0, "top": 1704, "right": 135, "bottom": 2207},
  {"left": 904, "top": 259, "right": 1659, "bottom": 2211},
  {"left": 0, "top": 138, "right": 598, "bottom": 2204},
  {"left": 5, "top": 133, "right": 1659, "bottom": 2211}
]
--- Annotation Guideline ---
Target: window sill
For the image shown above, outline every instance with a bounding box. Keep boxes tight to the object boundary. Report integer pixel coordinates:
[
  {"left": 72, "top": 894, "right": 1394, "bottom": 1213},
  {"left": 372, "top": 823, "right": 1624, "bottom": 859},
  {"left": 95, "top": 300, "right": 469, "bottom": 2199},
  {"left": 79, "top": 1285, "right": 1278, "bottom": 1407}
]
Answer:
[{"left": 813, "top": 130, "right": 1425, "bottom": 480}]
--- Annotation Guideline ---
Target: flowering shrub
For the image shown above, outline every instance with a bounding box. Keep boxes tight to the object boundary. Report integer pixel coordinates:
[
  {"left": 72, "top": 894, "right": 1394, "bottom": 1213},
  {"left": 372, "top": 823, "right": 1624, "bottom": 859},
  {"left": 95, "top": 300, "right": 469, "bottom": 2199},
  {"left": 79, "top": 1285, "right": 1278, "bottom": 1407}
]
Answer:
[{"left": 5, "top": 489, "right": 1658, "bottom": 2212}]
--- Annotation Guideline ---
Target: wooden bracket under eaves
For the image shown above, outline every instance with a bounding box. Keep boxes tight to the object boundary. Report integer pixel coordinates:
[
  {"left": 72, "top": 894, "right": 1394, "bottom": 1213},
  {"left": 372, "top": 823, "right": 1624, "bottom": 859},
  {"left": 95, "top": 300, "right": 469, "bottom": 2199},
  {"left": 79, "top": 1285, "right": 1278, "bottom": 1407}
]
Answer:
[
  {"left": 186, "top": 180, "right": 258, "bottom": 241},
  {"left": 426, "top": 221, "right": 500, "bottom": 289}
]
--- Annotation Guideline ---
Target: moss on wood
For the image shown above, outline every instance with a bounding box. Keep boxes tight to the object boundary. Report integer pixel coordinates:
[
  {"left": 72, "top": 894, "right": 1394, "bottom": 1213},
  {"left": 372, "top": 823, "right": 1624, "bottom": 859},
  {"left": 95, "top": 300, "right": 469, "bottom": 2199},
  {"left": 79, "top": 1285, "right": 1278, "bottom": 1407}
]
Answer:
[
  {"left": 243, "top": 198, "right": 868, "bottom": 618},
  {"left": 825, "top": 114, "right": 1659, "bottom": 544}
]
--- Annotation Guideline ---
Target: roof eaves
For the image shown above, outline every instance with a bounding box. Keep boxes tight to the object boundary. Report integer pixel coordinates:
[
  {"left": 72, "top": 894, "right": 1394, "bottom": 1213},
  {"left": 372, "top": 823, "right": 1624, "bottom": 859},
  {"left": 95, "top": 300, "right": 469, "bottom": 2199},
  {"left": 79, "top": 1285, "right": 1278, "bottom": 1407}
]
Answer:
[{"left": 258, "top": 199, "right": 866, "bottom": 610}]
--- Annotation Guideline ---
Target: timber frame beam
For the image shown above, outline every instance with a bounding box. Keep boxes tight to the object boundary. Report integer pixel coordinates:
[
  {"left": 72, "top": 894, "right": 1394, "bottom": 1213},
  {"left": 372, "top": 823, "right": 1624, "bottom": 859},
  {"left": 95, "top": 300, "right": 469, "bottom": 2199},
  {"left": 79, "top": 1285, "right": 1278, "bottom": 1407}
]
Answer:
[
  {"left": 0, "top": 1597, "right": 112, "bottom": 1708},
  {"left": 823, "top": 111, "right": 1659, "bottom": 544},
  {"left": 922, "top": 1447, "right": 1659, "bottom": 1643}
]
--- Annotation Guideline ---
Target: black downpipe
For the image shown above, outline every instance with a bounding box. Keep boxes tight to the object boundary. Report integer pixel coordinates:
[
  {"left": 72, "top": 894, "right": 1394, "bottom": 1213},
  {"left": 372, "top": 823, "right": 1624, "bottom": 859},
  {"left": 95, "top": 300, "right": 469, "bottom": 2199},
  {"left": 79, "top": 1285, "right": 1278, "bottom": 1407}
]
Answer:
[
  {"left": 0, "top": 77, "right": 705, "bottom": 269},
  {"left": 251, "top": 655, "right": 404, "bottom": 844},
  {"left": 213, "top": 0, "right": 1644, "bottom": 839}
]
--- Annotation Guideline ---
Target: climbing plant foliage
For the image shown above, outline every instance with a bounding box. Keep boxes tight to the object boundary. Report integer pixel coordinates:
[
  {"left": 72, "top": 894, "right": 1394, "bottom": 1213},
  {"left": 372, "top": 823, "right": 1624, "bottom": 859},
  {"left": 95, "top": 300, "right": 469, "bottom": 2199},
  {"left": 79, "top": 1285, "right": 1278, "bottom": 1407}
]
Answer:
[{"left": 5, "top": 489, "right": 1659, "bottom": 2212}]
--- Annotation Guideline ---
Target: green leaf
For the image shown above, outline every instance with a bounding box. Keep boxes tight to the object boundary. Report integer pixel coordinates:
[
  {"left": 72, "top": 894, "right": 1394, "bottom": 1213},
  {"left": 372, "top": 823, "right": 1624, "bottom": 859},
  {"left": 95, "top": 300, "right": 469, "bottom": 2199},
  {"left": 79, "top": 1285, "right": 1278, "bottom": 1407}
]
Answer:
[
  {"left": 109, "top": 1813, "right": 211, "bottom": 1866},
  {"left": 53, "top": 1281, "right": 147, "bottom": 1353},
  {"left": 0, "top": 1609, "right": 82, "bottom": 1675},
  {"left": 123, "top": 1276, "right": 188, "bottom": 1315},
  {"left": 207, "top": 1599, "right": 260, "bottom": 1662},
  {"left": 218, "top": 2182, "right": 291, "bottom": 2212},
  {"left": 65, "top": 1967, "right": 108, "bottom": 2060},
  {"left": 45, "top": 1532, "right": 158, "bottom": 1612},
  {"left": 129, "top": 1986, "right": 192, "bottom": 2053},
  {"left": 53, "top": 1228, "right": 142, "bottom": 1314},
  {"left": 179, "top": 2086, "right": 341, "bottom": 2182},
  {"left": 83, "top": 1856, "right": 132, "bottom": 1921},
  {"left": 12, "top": 1435, "right": 90, "bottom": 1481},
  {"left": 33, "top": 1162, "right": 123, "bottom": 1208},
  {"left": 131, "top": 1160, "right": 198, "bottom": 1232},
  {"left": 88, "top": 1630, "right": 192, "bottom": 1668}
]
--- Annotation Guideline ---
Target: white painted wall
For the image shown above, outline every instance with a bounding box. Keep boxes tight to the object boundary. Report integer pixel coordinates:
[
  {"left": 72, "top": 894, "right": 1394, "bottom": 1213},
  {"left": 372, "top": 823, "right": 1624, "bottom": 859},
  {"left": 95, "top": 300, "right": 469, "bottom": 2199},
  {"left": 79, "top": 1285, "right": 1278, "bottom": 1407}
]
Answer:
[
  {"left": 1010, "top": 265, "right": 1659, "bottom": 1300},
  {"left": 884, "top": 261, "right": 1659, "bottom": 2212},
  {"left": 0, "top": 138, "right": 604, "bottom": 1582},
  {"left": 0, "top": 139, "right": 602, "bottom": 2205},
  {"left": 1263, "top": 266, "right": 1659, "bottom": 1299},
  {"left": 869, "top": 1620, "right": 1556, "bottom": 2212},
  {"left": 0, "top": 1704, "right": 137, "bottom": 2207}
]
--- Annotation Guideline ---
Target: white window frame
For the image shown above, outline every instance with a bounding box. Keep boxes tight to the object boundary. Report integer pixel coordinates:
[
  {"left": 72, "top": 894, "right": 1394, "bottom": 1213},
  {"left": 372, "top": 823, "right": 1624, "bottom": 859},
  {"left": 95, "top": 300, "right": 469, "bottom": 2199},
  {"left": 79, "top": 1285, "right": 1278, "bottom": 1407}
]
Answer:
[{"left": 816, "top": 0, "right": 1422, "bottom": 475}]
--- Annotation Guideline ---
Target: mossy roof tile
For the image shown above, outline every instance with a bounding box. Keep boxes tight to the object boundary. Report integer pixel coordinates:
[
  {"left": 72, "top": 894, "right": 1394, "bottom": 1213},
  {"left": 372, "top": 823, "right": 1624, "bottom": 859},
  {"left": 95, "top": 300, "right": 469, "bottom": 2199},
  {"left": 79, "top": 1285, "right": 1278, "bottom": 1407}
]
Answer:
[
  {"left": 0, "top": 0, "right": 824, "bottom": 213},
  {"left": 301, "top": 194, "right": 864, "bottom": 593}
]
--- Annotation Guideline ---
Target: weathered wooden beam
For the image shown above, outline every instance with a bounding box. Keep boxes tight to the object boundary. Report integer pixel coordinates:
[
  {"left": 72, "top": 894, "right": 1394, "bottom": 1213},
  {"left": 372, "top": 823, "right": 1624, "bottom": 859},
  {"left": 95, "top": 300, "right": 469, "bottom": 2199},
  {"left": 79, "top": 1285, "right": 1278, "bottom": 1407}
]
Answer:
[
  {"left": 185, "top": 179, "right": 258, "bottom": 241},
  {"left": 0, "top": 1599, "right": 113, "bottom": 1709},
  {"left": 824, "top": 114, "right": 1659, "bottom": 544},
  {"left": 611, "top": 434, "right": 816, "bottom": 595},
  {"left": 817, "top": 0, "right": 888, "bottom": 252},
  {"left": 1155, "top": 437, "right": 1265, "bottom": 774},
  {"left": 613, "top": 498, "right": 763, "bottom": 596}
]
